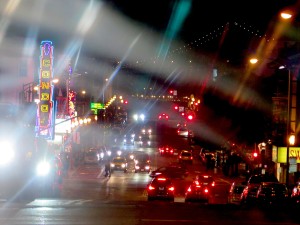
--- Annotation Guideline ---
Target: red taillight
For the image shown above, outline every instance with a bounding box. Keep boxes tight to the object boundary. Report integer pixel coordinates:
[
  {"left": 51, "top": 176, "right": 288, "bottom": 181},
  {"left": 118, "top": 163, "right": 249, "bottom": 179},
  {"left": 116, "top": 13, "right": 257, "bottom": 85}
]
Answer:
[
  {"left": 190, "top": 156, "right": 193, "bottom": 160},
  {"left": 187, "top": 187, "right": 192, "bottom": 192},
  {"left": 168, "top": 186, "right": 175, "bottom": 191},
  {"left": 157, "top": 177, "right": 166, "bottom": 181},
  {"left": 211, "top": 182, "right": 215, "bottom": 187},
  {"left": 179, "top": 156, "right": 182, "bottom": 159},
  {"left": 204, "top": 188, "right": 209, "bottom": 193},
  {"left": 195, "top": 181, "right": 200, "bottom": 185},
  {"left": 148, "top": 185, "right": 155, "bottom": 190}
]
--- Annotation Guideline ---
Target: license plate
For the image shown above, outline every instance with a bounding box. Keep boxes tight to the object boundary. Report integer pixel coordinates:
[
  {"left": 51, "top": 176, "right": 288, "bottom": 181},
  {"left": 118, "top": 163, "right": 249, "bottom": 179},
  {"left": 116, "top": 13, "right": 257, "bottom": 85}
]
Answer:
[{"left": 159, "top": 187, "right": 164, "bottom": 190}]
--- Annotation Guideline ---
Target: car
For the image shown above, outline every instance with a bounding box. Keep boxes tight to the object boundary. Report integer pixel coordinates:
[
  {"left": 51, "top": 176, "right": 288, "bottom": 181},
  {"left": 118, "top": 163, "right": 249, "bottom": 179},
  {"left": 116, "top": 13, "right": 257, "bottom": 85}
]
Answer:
[
  {"left": 177, "top": 127, "right": 189, "bottom": 137},
  {"left": 110, "top": 156, "right": 128, "bottom": 173},
  {"left": 83, "top": 148, "right": 100, "bottom": 164},
  {"left": 178, "top": 150, "right": 193, "bottom": 164},
  {"left": 139, "top": 135, "right": 151, "bottom": 147},
  {"left": 149, "top": 165, "right": 189, "bottom": 179},
  {"left": 159, "top": 145, "right": 174, "bottom": 156},
  {"left": 227, "top": 182, "right": 246, "bottom": 205},
  {"left": 147, "top": 176, "right": 175, "bottom": 201},
  {"left": 291, "top": 181, "right": 300, "bottom": 205},
  {"left": 141, "top": 127, "right": 152, "bottom": 136},
  {"left": 158, "top": 113, "right": 169, "bottom": 120},
  {"left": 241, "top": 174, "right": 279, "bottom": 204},
  {"left": 185, "top": 178, "right": 211, "bottom": 203},
  {"left": 134, "top": 153, "right": 151, "bottom": 173},
  {"left": 123, "top": 133, "right": 135, "bottom": 145},
  {"left": 256, "top": 182, "right": 289, "bottom": 207},
  {"left": 196, "top": 175, "right": 216, "bottom": 188}
]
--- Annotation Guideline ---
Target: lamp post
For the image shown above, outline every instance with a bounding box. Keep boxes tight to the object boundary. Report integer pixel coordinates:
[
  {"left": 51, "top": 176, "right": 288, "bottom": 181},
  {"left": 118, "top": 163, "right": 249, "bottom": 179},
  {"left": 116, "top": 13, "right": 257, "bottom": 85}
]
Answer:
[{"left": 285, "top": 68, "right": 291, "bottom": 186}]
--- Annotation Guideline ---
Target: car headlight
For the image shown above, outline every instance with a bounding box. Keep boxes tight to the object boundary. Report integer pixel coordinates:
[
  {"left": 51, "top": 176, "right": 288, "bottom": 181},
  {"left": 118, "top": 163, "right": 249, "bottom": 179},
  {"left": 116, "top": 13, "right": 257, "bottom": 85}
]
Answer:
[
  {"left": 121, "top": 163, "right": 126, "bottom": 168},
  {"left": 145, "top": 166, "right": 150, "bottom": 170},
  {"left": 111, "top": 163, "right": 115, "bottom": 167},
  {"left": 0, "top": 141, "right": 15, "bottom": 165},
  {"left": 135, "top": 165, "right": 140, "bottom": 169},
  {"left": 107, "top": 151, "right": 111, "bottom": 156},
  {"left": 36, "top": 161, "right": 51, "bottom": 176}
]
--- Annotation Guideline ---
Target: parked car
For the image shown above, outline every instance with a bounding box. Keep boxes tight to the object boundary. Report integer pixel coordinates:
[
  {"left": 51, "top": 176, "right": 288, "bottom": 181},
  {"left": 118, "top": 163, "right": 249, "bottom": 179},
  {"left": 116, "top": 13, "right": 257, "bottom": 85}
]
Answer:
[
  {"left": 256, "top": 182, "right": 289, "bottom": 207},
  {"left": 178, "top": 150, "right": 193, "bottom": 164},
  {"left": 241, "top": 174, "right": 279, "bottom": 205},
  {"left": 291, "top": 181, "right": 300, "bottom": 205},
  {"left": 227, "top": 182, "right": 246, "bottom": 205},
  {"left": 149, "top": 165, "right": 188, "bottom": 179},
  {"left": 147, "top": 176, "right": 175, "bottom": 201}
]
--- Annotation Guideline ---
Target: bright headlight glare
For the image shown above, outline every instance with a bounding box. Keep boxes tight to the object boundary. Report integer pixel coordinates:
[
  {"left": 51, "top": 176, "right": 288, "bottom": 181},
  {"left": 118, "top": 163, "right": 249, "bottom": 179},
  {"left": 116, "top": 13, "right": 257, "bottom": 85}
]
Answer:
[
  {"left": 0, "top": 141, "right": 15, "bottom": 165},
  {"left": 121, "top": 164, "right": 126, "bottom": 168},
  {"left": 36, "top": 161, "right": 51, "bottom": 176}
]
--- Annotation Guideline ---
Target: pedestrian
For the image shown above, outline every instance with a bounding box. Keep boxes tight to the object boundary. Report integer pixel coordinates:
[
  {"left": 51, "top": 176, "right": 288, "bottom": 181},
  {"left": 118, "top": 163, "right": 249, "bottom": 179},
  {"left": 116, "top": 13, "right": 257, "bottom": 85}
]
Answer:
[{"left": 104, "top": 160, "right": 111, "bottom": 177}]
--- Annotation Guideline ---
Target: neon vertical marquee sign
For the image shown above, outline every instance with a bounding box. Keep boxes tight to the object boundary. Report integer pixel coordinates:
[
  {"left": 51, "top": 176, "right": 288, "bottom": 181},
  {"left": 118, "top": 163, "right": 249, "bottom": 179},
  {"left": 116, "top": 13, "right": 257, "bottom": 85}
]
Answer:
[{"left": 37, "top": 40, "right": 54, "bottom": 139}]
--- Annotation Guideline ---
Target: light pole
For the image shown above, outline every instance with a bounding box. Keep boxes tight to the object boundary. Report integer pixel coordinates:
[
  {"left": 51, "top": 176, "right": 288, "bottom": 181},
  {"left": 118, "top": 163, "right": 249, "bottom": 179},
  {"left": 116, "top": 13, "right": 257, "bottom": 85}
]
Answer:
[{"left": 286, "top": 68, "right": 291, "bottom": 186}]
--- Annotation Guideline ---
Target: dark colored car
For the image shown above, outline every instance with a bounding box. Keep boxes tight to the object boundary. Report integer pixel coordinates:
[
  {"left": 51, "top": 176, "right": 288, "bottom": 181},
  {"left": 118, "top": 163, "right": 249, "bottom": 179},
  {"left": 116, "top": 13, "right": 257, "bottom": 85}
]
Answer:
[
  {"left": 196, "top": 175, "right": 216, "bottom": 188},
  {"left": 159, "top": 146, "right": 174, "bottom": 156},
  {"left": 242, "top": 174, "right": 279, "bottom": 204},
  {"left": 149, "top": 165, "right": 188, "bottom": 179},
  {"left": 134, "top": 153, "right": 151, "bottom": 173},
  {"left": 227, "top": 182, "right": 246, "bottom": 205},
  {"left": 185, "top": 178, "right": 211, "bottom": 203},
  {"left": 256, "top": 182, "right": 289, "bottom": 206},
  {"left": 147, "top": 176, "right": 175, "bottom": 201},
  {"left": 291, "top": 181, "right": 300, "bottom": 205}
]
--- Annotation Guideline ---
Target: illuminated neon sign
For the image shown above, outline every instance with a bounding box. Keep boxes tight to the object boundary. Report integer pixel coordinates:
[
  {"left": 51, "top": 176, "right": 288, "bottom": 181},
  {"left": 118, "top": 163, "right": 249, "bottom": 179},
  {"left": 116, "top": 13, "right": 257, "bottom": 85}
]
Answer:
[{"left": 37, "top": 40, "right": 54, "bottom": 139}]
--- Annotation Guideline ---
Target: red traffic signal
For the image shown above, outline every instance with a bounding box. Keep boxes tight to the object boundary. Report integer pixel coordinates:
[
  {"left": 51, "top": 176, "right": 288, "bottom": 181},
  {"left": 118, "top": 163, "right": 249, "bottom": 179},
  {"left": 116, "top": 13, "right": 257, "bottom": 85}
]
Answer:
[{"left": 253, "top": 152, "right": 258, "bottom": 158}]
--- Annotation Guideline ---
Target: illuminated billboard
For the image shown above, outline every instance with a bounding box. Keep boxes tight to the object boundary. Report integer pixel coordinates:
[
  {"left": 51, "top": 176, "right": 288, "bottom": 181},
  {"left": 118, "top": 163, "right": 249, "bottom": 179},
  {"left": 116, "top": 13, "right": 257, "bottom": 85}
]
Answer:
[{"left": 36, "top": 40, "right": 54, "bottom": 139}]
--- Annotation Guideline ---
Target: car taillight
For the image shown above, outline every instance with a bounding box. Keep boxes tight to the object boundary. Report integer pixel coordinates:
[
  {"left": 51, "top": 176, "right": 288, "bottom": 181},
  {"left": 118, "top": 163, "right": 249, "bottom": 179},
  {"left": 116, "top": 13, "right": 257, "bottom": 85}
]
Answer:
[
  {"left": 148, "top": 185, "right": 155, "bottom": 190},
  {"left": 190, "top": 156, "right": 193, "bottom": 160},
  {"left": 179, "top": 156, "right": 182, "bottom": 158},
  {"left": 187, "top": 187, "right": 192, "bottom": 192},
  {"left": 168, "top": 186, "right": 175, "bottom": 191},
  {"left": 211, "top": 182, "right": 215, "bottom": 187},
  {"left": 204, "top": 188, "right": 209, "bottom": 193},
  {"left": 195, "top": 181, "right": 200, "bottom": 185},
  {"left": 158, "top": 177, "right": 166, "bottom": 181}
]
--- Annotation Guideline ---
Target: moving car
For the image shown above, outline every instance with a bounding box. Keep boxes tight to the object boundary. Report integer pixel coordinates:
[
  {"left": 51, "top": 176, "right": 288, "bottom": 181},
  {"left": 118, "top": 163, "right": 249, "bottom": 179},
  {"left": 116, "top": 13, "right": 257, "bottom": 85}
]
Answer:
[
  {"left": 256, "top": 182, "right": 289, "bottom": 206},
  {"left": 185, "top": 178, "right": 211, "bottom": 203},
  {"left": 110, "top": 156, "right": 128, "bottom": 173},
  {"left": 227, "top": 182, "right": 246, "bottom": 205},
  {"left": 123, "top": 134, "right": 135, "bottom": 146},
  {"left": 159, "top": 145, "right": 174, "bottom": 156},
  {"left": 147, "top": 176, "right": 175, "bottom": 201},
  {"left": 196, "top": 175, "right": 216, "bottom": 188},
  {"left": 178, "top": 150, "right": 193, "bottom": 164},
  {"left": 158, "top": 113, "right": 169, "bottom": 120},
  {"left": 83, "top": 148, "right": 100, "bottom": 164},
  {"left": 149, "top": 165, "right": 188, "bottom": 179},
  {"left": 134, "top": 153, "right": 151, "bottom": 173}
]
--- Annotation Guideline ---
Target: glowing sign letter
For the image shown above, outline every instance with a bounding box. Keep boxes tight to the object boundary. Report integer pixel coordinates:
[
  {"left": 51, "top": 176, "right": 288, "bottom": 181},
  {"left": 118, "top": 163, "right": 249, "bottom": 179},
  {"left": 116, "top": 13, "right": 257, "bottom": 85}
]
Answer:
[
  {"left": 41, "top": 93, "right": 50, "bottom": 101},
  {"left": 41, "top": 104, "right": 49, "bottom": 112}
]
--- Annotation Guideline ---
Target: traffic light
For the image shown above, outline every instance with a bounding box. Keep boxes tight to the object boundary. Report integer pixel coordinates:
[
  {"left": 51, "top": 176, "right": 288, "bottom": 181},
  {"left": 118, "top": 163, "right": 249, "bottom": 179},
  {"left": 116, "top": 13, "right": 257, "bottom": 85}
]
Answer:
[{"left": 253, "top": 152, "right": 258, "bottom": 158}]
